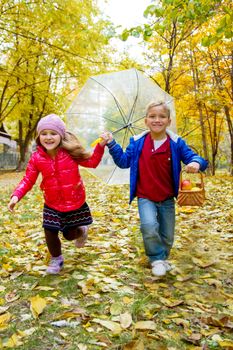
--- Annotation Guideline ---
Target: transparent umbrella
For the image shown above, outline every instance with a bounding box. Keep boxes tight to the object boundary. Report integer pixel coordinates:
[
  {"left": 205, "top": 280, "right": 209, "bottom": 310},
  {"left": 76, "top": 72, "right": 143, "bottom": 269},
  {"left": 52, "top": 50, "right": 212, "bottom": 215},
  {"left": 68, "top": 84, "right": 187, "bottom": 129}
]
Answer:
[{"left": 66, "top": 68, "right": 176, "bottom": 184}]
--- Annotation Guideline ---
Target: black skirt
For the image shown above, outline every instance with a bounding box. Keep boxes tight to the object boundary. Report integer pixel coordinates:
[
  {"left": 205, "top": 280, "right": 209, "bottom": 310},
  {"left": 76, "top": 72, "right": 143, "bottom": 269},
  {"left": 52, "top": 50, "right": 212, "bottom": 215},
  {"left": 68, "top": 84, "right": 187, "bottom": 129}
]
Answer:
[{"left": 43, "top": 202, "right": 93, "bottom": 232}]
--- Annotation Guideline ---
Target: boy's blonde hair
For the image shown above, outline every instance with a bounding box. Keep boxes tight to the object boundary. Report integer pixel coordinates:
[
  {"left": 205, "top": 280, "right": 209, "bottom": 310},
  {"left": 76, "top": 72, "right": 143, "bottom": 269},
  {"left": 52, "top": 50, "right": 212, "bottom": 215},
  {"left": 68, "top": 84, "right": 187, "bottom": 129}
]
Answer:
[{"left": 145, "top": 101, "right": 171, "bottom": 118}]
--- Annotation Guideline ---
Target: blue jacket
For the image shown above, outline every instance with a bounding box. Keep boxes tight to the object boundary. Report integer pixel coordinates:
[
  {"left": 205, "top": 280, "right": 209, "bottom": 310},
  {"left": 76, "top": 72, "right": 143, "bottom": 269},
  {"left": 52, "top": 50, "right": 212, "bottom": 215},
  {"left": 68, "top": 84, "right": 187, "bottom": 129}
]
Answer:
[{"left": 107, "top": 130, "right": 208, "bottom": 203}]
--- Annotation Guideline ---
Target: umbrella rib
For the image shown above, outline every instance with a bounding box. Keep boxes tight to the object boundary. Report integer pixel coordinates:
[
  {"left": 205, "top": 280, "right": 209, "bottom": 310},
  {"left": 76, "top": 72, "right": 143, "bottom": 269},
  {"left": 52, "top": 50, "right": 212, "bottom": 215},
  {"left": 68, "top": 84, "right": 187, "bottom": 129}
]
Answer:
[
  {"left": 130, "top": 125, "right": 147, "bottom": 133},
  {"left": 90, "top": 77, "right": 128, "bottom": 125},
  {"left": 127, "top": 69, "right": 140, "bottom": 123},
  {"left": 121, "top": 125, "right": 131, "bottom": 149},
  {"left": 107, "top": 165, "right": 119, "bottom": 184}
]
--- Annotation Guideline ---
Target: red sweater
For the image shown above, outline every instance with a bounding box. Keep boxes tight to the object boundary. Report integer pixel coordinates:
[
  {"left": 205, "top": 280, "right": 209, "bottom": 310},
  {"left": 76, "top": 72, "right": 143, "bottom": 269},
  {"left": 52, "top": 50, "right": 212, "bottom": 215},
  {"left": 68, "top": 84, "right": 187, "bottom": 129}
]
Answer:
[{"left": 136, "top": 134, "right": 174, "bottom": 201}]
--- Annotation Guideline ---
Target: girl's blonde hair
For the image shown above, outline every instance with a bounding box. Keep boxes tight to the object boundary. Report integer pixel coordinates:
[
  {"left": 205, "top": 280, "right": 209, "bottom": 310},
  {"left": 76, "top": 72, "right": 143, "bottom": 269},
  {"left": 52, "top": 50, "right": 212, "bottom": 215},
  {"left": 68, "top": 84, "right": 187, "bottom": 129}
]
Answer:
[
  {"left": 61, "top": 132, "right": 91, "bottom": 159},
  {"left": 36, "top": 131, "right": 91, "bottom": 160},
  {"left": 146, "top": 101, "right": 171, "bottom": 118}
]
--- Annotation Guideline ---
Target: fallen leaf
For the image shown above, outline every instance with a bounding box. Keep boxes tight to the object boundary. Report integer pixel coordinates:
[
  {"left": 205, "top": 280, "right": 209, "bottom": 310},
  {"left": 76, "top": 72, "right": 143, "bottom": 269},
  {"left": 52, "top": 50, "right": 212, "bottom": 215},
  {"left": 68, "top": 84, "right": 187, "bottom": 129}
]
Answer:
[
  {"left": 30, "top": 295, "right": 47, "bottom": 318},
  {"left": 5, "top": 290, "right": 20, "bottom": 303},
  {"left": 218, "top": 339, "right": 233, "bottom": 348},
  {"left": 123, "top": 339, "right": 144, "bottom": 350},
  {"left": 134, "top": 320, "right": 156, "bottom": 330},
  {"left": 2, "top": 333, "right": 23, "bottom": 347},
  {"left": 110, "top": 302, "right": 123, "bottom": 315},
  {"left": 92, "top": 318, "right": 122, "bottom": 335},
  {"left": 192, "top": 257, "right": 216, "bottom": 268},
  {"left": 0, "top": 312, "right": 11, "bottom": 329},
  {"left": 120, "top": 312, "right": 132, "bottom": 329},
  {"left": 159, "top": 297, "right": 184, "bottom": 307}
]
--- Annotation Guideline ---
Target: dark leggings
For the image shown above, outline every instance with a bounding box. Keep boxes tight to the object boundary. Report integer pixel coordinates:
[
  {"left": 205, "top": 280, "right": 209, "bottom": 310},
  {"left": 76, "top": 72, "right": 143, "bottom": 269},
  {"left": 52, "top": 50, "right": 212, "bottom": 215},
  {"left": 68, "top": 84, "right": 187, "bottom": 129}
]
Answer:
[{"left": 45, "top": 226, "right": 84, "bottom": 257}]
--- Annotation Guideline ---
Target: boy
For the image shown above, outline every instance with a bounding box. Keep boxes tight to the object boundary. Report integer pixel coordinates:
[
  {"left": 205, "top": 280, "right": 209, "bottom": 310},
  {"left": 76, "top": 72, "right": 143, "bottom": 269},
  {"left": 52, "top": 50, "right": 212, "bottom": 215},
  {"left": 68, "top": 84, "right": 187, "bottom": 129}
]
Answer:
[{"left": 105, "top": 102, "right": 208, "bottom": 276}]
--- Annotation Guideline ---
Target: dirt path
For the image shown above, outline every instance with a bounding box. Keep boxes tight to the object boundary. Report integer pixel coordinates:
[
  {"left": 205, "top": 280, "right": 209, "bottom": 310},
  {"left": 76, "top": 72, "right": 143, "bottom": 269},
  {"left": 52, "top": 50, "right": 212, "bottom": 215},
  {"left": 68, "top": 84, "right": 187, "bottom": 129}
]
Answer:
[{"left": 0, "top": 170, "right": 25, "bottom": 186}]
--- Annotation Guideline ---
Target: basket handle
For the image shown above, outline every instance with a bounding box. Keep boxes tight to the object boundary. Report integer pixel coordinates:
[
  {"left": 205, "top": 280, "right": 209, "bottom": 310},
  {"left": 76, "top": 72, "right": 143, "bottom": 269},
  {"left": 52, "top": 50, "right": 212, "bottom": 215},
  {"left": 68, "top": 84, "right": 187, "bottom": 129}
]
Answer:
[{"left": 179, "top": 170, "right": 204, "bottom": 190}]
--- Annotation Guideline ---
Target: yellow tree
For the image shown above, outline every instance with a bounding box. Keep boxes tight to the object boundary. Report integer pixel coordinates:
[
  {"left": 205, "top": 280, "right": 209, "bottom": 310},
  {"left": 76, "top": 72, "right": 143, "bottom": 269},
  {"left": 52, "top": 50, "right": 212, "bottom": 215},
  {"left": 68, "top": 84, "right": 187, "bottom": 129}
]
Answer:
[
  {"left": 0, "top": 0, "right": 114, "bottom": 168},
  {"left": 121, "top": 0, "right": 222, "bottom": 94}
]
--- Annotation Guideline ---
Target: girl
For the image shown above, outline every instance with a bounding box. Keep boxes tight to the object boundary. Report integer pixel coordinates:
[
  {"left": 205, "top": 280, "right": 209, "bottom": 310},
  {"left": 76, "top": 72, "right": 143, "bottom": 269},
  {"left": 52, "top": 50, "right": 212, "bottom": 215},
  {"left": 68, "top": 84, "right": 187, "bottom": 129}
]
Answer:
[
  {"left": 8, "top": 114, "right": 108, "bottom": 274},
  {"left": 105, "top": 102, "right": 208, "bottom": 277}
]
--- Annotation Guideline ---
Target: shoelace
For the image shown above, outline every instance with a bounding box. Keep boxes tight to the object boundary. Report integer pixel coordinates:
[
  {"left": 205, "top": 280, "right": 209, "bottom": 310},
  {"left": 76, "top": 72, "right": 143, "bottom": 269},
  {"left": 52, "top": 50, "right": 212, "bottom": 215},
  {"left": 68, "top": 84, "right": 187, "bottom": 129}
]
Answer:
[{"left": 50, "top": 259, "right": 61, "bottom": 266}]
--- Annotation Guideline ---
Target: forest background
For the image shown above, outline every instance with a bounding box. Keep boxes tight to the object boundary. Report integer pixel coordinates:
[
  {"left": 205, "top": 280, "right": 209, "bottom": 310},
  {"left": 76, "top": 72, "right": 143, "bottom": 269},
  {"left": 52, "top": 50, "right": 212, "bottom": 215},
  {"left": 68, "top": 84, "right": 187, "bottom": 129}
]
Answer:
[{"left": 0, "top": 0, "right": 232, "bottom": 174}]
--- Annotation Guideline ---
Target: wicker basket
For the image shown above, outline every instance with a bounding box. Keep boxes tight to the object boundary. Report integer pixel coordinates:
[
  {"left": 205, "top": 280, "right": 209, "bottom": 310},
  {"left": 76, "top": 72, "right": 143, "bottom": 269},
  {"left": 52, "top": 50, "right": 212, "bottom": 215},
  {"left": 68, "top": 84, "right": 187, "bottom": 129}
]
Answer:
[{"left": 177, "top": 171, "right": 205, "bottom": 207}]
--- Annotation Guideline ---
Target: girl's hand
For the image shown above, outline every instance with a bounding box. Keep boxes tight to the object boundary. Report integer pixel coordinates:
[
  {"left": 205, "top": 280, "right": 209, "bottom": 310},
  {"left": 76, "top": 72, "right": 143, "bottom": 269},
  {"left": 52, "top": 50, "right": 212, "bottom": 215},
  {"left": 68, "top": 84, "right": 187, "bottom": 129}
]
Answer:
[
  {"left": 99, "top": 132, "right": 113, "bottom": 146},
  {"left": 8, "top": 196, "right": 19, "bottom": 212},
  {"left": 185, "top": 162, "right": 200, "bottom": 173}
]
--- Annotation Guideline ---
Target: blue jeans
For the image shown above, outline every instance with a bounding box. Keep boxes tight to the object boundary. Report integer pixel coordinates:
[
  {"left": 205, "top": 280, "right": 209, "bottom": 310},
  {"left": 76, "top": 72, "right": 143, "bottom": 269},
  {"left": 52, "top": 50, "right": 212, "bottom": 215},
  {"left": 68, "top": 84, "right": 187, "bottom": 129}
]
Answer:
[{"left": 137, "top": 197, "right": 175, "bottom": 263}]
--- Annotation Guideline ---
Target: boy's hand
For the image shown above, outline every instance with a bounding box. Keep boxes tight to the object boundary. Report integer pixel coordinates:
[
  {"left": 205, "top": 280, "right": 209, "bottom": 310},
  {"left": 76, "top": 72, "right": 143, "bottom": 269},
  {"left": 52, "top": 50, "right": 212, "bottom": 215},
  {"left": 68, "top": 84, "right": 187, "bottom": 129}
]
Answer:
[
  {"left": 8, "top": 196, "right": 19, "bottom": 212},
  {"left": 99, "top": 132, "right": 113, "bottom": 146},
  {"left": 185, "top": 162, "right": 200, "bottom": 173}
]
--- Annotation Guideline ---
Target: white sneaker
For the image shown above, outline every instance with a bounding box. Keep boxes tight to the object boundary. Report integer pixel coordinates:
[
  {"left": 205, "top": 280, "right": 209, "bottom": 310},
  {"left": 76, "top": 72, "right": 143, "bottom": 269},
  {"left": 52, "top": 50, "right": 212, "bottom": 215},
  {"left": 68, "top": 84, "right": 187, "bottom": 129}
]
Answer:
[
  {"left": 46, "top": 255, "right": 64, "bottom": 274},
  {"left": 163, "top": 260, "right": 172, "bottom": 271},
  {"left": 151, "top": 260, "right": 167, "bottom": 276}
]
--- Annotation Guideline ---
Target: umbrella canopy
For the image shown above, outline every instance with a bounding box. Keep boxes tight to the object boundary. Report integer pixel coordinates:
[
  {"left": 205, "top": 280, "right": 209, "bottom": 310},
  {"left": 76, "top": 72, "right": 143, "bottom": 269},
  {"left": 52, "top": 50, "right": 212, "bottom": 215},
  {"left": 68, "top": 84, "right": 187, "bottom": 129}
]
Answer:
[{"left": 66, "top": 68, "right": 176, "bottom": 184}]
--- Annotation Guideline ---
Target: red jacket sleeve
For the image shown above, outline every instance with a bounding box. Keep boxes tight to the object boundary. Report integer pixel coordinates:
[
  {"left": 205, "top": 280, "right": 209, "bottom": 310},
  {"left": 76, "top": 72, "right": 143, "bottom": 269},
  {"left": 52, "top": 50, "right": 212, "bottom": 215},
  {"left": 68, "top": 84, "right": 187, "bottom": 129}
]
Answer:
[
  {"left": 79, "top": 144, "right": 105, "bottom": 168},
  {"left": 12, "top": 154, "right": 39, "bottom": 201}
]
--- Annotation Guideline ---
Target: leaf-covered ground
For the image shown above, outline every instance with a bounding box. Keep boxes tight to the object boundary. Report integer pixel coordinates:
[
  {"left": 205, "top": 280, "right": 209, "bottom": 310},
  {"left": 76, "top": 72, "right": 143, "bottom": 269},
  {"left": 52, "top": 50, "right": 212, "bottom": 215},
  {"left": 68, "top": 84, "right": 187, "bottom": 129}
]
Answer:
[{"left": 0, "top": 170, "right": 232, "bottom": 350}]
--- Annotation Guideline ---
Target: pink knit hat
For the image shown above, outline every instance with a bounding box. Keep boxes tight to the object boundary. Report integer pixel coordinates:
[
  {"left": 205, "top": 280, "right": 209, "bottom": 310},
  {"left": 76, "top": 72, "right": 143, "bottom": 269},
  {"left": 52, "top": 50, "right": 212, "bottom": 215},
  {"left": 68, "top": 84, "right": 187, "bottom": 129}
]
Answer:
[{"left": 37, "top": 114, "right": 66, "bottom": 138}]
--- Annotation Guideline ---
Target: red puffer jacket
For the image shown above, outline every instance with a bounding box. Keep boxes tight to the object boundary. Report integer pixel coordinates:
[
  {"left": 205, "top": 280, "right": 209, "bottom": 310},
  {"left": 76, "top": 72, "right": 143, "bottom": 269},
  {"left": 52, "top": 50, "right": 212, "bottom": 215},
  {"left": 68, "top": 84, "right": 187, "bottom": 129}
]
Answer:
[{"left": 12, "top": 144, "right": 104, "bottom": 212}]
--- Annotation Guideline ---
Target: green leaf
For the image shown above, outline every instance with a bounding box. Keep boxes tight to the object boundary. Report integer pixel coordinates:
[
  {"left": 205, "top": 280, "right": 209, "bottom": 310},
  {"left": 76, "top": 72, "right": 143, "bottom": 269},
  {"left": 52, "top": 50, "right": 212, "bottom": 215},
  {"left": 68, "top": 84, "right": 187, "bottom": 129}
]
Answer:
[
  {"left": 143, "top": 4, "right": 157, "bottom": 18},
  {"left": 121, "top": 30, "right": 129, "bottom": 41}
]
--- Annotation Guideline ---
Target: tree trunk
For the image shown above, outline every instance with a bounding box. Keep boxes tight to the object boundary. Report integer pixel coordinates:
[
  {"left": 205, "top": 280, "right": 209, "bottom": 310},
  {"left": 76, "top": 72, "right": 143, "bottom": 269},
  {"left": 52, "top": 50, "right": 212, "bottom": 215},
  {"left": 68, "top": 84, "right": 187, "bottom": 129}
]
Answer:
[
  {"left": 224, "top": 105, "right": 233, "bottom": 175},
  {"left": 16, "top": 120, "right": 27, "bottom": 171},
  {"left": 189, "top": 49, "right": 210, "bottom": 173},
  {"left": 197, "top": 101, "right": 210, "bottom": 173}
]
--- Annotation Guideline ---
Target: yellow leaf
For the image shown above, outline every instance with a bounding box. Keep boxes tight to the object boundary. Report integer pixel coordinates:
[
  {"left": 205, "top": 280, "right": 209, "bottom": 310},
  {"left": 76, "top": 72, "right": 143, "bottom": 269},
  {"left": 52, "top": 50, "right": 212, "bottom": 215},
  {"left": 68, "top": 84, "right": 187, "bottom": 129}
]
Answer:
[
  {"left": 173, "top": 318, "right": 190, "bottom": 328},
  {"left": 52, "top": 291, "right": 60, "bottom": 297},
  {"left": 159, "top": 297, "right": 184, "bottom": 307},
  {"left": 59, "top": 332, "right": 68, "bottom": 338},
  {"left": 162, "top": 319, "right": 172, "bottom": 324},
  {"left": 91, "top": 138, "right": 102, "bottom": 147},
  {"left": 30, "top": 295, "right": 47, "bottom": 319},
  {"left": 0, "top": 312, "right": 11, "bottom": 328},
  {"left": 134, "top": 321, "right": 156, "bottom": 330},
  {"left": 206, "top": 279, "right": 222, "bottom": 288},
  {"left": 122, "top": 296, "right": 133, "bottom": 304},
  {"left": 192, "top": 257, "right": 216, "bottom": 268},
  {"left": 92, "top": 318, "right": 122, "bottom": 335},
  {"left": 91, "top": 211, "right": 105, "bottom": 217},
  {"left": 218, "top": 339, "right": 233, "bottom": 347},
  {"left": 120, "top": 312, "right": 132, "bottom": 329},
  {"left": 2, "top": 264, "right": 12, "bottom": 271},
  {"left": 3, "top": 333, "right": 23, "bottom": 348},
  {"left": 34, "top": 286, "right": 54, "bottom": 291}
]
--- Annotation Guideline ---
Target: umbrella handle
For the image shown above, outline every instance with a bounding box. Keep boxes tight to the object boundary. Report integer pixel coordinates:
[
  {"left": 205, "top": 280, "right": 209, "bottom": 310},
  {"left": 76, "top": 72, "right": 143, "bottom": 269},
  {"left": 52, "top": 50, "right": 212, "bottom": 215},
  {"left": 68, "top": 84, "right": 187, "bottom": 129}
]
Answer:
[{"left": 91, "top": 137, "right": 102, "bottom": 147}]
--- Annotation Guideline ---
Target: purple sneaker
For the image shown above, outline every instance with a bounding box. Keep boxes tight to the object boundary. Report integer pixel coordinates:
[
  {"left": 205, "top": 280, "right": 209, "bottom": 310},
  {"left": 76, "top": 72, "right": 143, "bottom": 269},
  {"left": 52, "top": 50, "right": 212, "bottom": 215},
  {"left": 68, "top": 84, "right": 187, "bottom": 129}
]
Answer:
[
  {"left": 75, "top": 226, "right": 88, "bottom": 248},
  {"left": 46, "top": 255, "right": 64, "bottom": 274}
]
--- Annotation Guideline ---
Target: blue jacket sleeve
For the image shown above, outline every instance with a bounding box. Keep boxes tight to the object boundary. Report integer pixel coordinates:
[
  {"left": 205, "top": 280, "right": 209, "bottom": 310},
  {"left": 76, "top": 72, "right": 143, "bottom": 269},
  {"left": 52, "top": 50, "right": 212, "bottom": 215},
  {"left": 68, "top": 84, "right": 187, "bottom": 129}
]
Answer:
[
  {"left": 179, "top": 138, "right": 208, "bottom": 171},
  {"left": 107, "top": 139, "right": 132, "bottom": 169}
]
